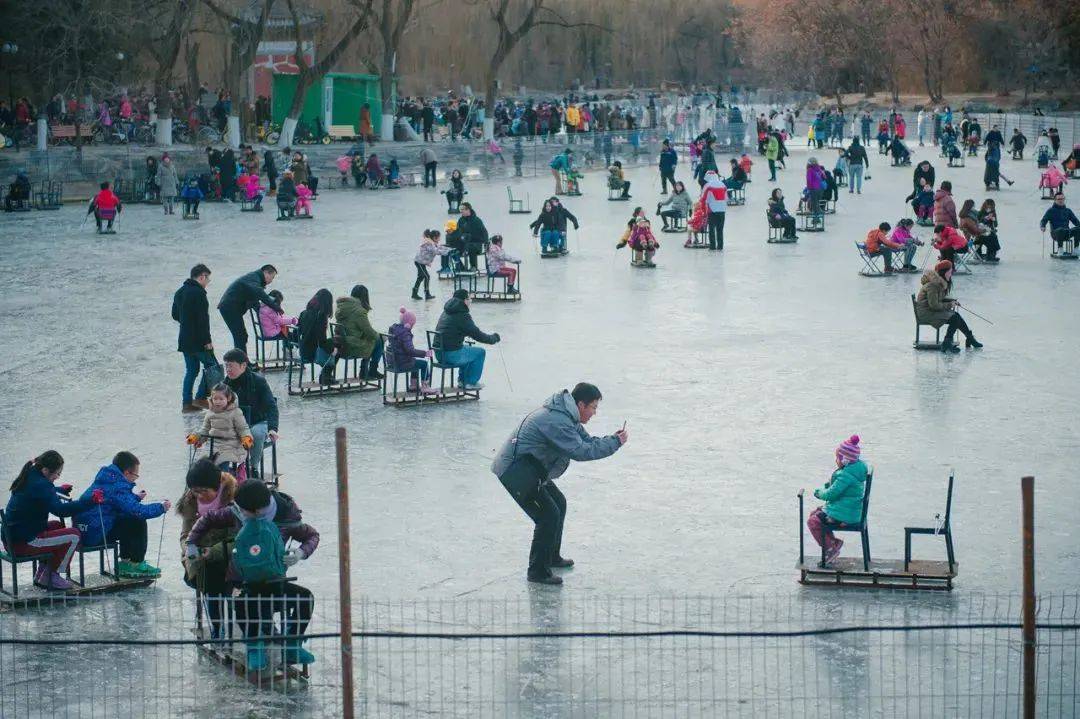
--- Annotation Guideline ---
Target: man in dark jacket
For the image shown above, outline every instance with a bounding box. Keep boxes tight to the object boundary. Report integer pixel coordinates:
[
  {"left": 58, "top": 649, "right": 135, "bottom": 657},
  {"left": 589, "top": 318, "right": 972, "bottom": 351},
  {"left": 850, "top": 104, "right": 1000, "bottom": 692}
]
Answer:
[
  {"left": 421, "top": 102, "right": 435, "bottom": 142},
  {"left": 446, "top": 203, "right": 489, "bottom": 270},
  {"left": 846, "top": 137, "right": 869, "bottom": 194},
  {"left": 491, "top": 383, "right": 628, "bottom": 584},
  {"left": 1040, "top": 193, "right": 1080, "bottom": 253},
  {"left": 263, "top": 149, "right": 278, "bottom": 195},
  {"left": 549, "top": 197, "right": 579, "bottom": 255},
  {"left": 695, "top": 138, "right": 718, "bottom": 187},
  {"left": 433, "top": 289, "right": 500, "bottom": 390},
  {"left": 217, "top": 264, "right": 281, "bottom": 358},
  {"left": 173, "top": 264, "right": 215, "bottom": 412},
  {"left": 658, "top": 139, "right": 678, "bottom": 194},
  {"left": 223, "top": 349, "right": 279, "bottom": 473}
]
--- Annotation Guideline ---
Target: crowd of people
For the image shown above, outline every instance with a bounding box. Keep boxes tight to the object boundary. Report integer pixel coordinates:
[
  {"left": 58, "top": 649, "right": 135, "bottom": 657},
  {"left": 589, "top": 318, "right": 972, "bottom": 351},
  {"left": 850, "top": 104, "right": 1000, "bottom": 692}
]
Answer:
[{"left": 6, "top": 86, "right": 1080, "bottom": 688}]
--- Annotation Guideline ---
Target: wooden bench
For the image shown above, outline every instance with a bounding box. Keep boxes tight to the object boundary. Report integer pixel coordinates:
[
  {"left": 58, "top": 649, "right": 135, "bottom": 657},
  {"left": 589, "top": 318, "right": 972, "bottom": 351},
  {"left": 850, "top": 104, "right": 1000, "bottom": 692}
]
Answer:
[
  {"left": 327, "top": 124, "right": 357, "bottom": 141},
  {"left": 50, "top": 125, "right": 79, "bottom": 143}
]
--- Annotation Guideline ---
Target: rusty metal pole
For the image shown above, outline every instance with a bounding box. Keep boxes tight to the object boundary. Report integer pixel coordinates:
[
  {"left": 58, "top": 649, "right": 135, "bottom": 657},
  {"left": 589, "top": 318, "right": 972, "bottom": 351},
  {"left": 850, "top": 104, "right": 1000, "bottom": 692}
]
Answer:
[
  {"left": 1021, "top": 475, "right": 1035, "bottom": 719},
  {"left": 336, "top": 427, "right": 355, "bottom": 719}
]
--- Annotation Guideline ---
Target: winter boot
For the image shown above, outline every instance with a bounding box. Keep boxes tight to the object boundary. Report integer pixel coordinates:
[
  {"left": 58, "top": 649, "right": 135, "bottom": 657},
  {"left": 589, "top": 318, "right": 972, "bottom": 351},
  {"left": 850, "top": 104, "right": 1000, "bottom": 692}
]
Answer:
[
  {"left": 117, "top": 560, "right": 144, "bottom": 578},
  {"left": 134, "top": 561, "right": 162, "bottom": 577},
  {"left": 411, "top": 291, "right": 422, "bottom": 300},
  {"left": 245, "top": 642, "right": 269, "bottom": 671},
  {"left": 550, "top": 556, "right": 575, "bottom": 569},
  {"left": 318, "top": 362, "right": 338, "bottom": 386},
  {"left": 527, "top": 570, "right": 563, "bottom": 585},
  {"left": 965, "top": 336, "right": 984, "bottom": 349},
  {"left": 44, "top": 568, "right": 75, "bottom": 591},
  {"left": 420, "top": 383, "right": 439, "bottom": 395},
  {"left": 424, "top": 292, "right": 436, "bottom": 300},
  {"left": 940, "top": 340, "right": 961, "bottom": 354}
]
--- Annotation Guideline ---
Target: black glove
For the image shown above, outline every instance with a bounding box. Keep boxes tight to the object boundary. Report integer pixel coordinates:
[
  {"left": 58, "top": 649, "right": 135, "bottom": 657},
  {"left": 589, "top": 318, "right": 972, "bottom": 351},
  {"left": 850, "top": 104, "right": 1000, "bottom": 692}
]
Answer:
[{"left": 491, "top": 333, "right": 501, "bottom": 344}]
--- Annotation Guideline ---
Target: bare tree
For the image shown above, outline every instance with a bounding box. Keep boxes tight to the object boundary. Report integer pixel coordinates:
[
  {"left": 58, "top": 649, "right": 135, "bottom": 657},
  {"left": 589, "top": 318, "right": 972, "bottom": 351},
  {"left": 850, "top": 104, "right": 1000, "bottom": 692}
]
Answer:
[
  {"left": 279, "top": 0, "right": 374, "bottom": 146},
  {"left": 372, "top": 0, "right": 421, "bottom": 140},
  {"left": 896, "top": 0, "right": 969, "bottom": 103},
  {"left": 478, "top": 0, "right": 603, "bottom": 138},
  {"left": 139, "top": 0, "right": 197, "bottom": 144},
  {"left": 202, "top": 0, "right": 275, "bottom": 146},
  {"left": 7, "top": 0, "right": 133, "bottom": 149}
]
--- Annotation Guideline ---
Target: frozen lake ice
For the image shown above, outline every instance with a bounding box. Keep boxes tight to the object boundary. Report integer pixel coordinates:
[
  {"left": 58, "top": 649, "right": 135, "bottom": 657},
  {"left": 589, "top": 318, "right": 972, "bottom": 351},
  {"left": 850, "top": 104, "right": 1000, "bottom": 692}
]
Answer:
[{"left": 1, "top": 137, "right": 1078, "bottom": 716}]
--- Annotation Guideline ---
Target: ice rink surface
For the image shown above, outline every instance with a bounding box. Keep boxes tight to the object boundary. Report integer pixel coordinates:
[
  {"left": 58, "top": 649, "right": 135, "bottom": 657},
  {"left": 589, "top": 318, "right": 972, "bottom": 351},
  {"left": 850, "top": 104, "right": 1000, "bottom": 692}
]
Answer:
[{"left": 0, "top": 138, "right": 1077, "bottom": 606}]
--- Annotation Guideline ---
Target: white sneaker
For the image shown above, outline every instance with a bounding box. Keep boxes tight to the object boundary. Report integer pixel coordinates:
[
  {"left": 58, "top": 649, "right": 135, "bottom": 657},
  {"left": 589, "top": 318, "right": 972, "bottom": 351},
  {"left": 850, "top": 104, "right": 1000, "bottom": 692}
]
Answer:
[{"left": 463, "top": 383, "right": 485, "bottom": 391}]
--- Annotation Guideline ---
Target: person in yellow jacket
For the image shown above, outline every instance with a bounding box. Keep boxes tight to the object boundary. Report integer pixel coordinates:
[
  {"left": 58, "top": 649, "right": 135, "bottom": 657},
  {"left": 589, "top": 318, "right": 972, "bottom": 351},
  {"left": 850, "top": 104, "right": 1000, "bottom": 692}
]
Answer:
[{"left": 565, "top": 104, "right": 580, "bottom": 135}]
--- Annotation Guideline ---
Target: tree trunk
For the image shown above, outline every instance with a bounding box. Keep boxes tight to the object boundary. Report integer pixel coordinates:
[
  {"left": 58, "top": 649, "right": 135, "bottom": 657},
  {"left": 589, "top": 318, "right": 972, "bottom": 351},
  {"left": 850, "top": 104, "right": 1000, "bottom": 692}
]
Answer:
[
  {"left": 380, "top": 48, "right": 395, "bottom": 141},
  {"left": 154, "top": 77, "right": 174, "bottom": 146},
  {"left": 280, "top": 0, "right": 373, "bottom": 140},
  {"left": 186, "top": 41, "right": 200, "bottom": 100}
]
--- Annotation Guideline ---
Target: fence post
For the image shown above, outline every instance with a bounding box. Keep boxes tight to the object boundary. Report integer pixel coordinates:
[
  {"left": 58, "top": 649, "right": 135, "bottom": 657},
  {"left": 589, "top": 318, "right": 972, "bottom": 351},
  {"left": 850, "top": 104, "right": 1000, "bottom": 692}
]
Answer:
[
  {"left": 1021, "top": 475, "right": 1035, "bottom": 719},
  {"left": 335, "top": 427, "right": 355, "bottom": 719}
]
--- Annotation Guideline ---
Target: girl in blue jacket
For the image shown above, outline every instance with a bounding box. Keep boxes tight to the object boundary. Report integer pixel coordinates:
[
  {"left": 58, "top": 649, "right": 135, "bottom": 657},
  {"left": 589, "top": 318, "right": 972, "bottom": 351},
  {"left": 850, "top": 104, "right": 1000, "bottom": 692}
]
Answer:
[{"left": 3, "top": 451, "right": 103, "bottom": 591}]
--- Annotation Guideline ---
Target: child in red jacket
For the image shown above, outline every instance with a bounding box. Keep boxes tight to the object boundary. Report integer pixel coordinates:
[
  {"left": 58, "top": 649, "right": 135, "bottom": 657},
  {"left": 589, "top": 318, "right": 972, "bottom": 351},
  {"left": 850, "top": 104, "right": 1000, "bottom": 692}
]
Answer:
[
  {"left": 89, "top": 181, "right": 123, "bottom": 232},
  {"left": 933, "top": 224, "right": 968, "bottom": 263}
]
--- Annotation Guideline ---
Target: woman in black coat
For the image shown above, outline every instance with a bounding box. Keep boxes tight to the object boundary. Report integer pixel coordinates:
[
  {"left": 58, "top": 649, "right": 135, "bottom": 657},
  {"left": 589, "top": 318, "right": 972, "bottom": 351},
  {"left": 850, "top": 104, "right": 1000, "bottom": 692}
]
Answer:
[
  {"left": 219, "top": 148, "right": 237, "bottom": 202},
  {"left": 905, "top": 161, "right": 935, "bottom": 203}
]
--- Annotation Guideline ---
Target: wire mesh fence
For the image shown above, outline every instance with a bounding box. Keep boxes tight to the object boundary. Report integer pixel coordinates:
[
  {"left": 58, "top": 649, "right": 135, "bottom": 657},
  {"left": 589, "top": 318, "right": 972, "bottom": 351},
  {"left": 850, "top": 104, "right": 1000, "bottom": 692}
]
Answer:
[{"left": 1, "top": 591, "right": 1077, "bottom": 717}]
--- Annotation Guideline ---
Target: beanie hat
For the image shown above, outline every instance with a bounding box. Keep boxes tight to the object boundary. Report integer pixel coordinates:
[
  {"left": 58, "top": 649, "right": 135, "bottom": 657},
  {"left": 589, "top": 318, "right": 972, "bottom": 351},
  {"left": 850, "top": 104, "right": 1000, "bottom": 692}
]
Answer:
[
  {"left": 934, "top": 259, "right": 953, "bottom": 274},
  {"left": 836, "top": 435, "right": 861, "bottom": 465},
  {"left": 399, "top": 306, "right": 416, "bottom": 328},
  {"left": 452, "top": 288, "right": 469, "bottom": 300}
]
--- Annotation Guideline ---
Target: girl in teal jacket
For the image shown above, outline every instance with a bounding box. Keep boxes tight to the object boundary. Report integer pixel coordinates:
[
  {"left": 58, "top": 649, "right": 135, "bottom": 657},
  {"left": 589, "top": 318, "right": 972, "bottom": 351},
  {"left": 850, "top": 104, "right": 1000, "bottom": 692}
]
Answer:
[{"left": 807, "top": 435, "right": 867, "bottom": 564}]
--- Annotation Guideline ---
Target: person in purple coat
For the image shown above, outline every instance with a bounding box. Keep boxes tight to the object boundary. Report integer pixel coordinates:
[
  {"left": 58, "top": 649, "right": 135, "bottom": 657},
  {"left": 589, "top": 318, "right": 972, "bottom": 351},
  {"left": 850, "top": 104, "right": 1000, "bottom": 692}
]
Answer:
[
  {"left": 805, "top": 158, "right": 827, "bottom": 219},
  {"left": 386, "top": 306, "right": 436, "bottom": 394}
]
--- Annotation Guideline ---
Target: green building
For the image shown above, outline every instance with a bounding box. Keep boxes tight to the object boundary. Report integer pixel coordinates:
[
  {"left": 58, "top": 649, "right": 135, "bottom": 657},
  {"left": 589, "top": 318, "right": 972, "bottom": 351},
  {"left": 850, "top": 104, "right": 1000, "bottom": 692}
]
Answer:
[{"left": 271, "top": 73, "right": 391, "bottom": 134}]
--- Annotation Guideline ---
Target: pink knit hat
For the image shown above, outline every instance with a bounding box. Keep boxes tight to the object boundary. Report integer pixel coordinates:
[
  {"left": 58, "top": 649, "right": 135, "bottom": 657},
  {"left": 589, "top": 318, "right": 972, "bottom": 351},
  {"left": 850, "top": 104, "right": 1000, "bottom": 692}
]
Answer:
[
  {"left": 836, "top": 435, "right": 861, "bottom": 465},
  {"left": 399, "top": 306, "right": 416, "bottom": 329}
]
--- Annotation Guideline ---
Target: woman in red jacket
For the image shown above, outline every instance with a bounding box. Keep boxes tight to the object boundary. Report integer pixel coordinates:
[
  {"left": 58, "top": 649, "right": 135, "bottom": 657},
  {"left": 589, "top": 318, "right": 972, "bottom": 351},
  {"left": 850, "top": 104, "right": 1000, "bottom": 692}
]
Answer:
[{"left": 88, "top": 181, "right": 123, "bottom": 232}]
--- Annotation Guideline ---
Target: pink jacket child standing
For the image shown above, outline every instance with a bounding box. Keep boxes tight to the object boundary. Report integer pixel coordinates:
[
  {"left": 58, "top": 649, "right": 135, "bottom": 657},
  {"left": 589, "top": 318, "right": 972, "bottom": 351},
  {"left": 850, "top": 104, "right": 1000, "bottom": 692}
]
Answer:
[
  {"left": 295, "top": 183, "right": 314, "bottom": 216},
  {"left": 259, "top": 290, "right": 298, "bottom": 341},
  {"left": 335, "top": 155, "right": 351, "bottom": 184},
  {"left": 1040, "top": 164, "right": 1068, "bottom": 191}
]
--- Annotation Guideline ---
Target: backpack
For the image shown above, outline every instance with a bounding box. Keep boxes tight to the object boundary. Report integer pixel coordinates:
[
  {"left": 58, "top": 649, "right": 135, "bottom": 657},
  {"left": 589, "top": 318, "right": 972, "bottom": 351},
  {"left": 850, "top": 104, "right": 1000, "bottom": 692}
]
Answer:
[{"left": 232, "top": 515, "right": 285, "bottom": 583}]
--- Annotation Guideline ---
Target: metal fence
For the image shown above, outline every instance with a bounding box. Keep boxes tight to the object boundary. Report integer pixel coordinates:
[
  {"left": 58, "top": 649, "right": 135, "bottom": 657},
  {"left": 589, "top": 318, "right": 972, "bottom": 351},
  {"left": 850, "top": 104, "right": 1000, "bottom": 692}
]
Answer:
[
  {"left": 780, "top": 110, "right": 1079, "bottom": 151},
  {"left": 1, "top": 592, "right": 1077, "bottom": 717},
  {"left": 0, "top": 122, "right": 750, "bottom": 201}
]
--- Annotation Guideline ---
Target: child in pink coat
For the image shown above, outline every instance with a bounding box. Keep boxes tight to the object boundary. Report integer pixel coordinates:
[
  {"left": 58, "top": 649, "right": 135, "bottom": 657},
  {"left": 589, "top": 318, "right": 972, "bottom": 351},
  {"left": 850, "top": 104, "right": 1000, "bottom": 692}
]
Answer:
[
  {"left": 335, "top": 155, "right": 351, "bottom": 186},
  {"left": 627, "top": 217, "right": 659, "bottom": 266},
  {"left": 295, "top": 183, "right": 314, "bottom": 217},
  {"left": 244, "top": 173, "right": 264, "bottom": 210},
  {"left": 258, "top": 290, "right": 298, "bottom": 341},
  {"left": 1040, "top": 164, "right": 1068, "bottom": 192}
]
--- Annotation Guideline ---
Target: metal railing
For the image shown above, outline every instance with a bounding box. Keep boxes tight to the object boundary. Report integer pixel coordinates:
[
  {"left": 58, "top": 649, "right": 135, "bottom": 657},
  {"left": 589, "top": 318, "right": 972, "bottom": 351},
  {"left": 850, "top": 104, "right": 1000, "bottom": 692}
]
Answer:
[{"left": 1, "top": 591, "right": 1077, "bottom": 717}]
